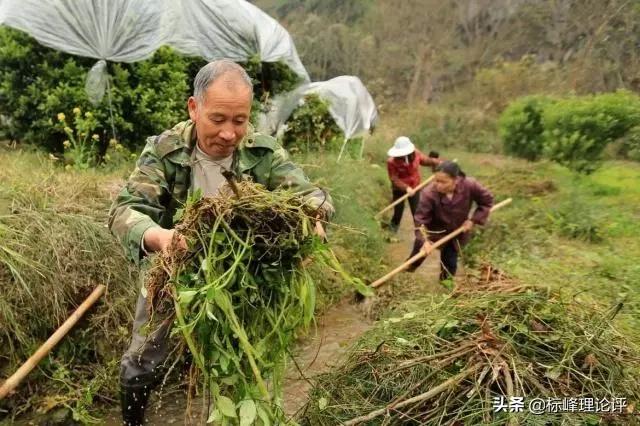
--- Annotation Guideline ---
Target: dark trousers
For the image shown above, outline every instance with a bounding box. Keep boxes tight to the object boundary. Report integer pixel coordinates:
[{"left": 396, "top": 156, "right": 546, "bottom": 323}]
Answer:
[
  {"left": 120, "top": 260, "right": 174, "bottom": 393},
  {"left": 120, "top": 291, "right": 173, "bottom": 391},
  {"left": 408, "top": 238, "right": 459, "bottom": 281},
  {"left": 391, "top": 187, "right": 420, "bottom": 228}
]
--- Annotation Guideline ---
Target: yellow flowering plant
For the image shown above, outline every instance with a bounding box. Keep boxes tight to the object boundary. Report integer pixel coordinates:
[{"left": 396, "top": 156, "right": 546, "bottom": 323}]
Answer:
[
  {"left": 56, "top": 107, "right": 99, "bottom": 170},
  {"left": 102, "top": 137, "right": 136, "bottom": 171}
]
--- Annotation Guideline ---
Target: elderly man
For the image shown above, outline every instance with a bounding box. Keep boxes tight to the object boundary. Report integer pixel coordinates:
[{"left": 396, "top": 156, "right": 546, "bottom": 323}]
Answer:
[{"left": 109, "top": 59, "right": 333, "bottom": 425}]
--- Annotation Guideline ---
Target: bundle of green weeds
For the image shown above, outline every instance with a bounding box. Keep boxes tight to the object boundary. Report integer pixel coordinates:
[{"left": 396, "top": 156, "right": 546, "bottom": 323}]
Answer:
[
  {"left": 303, "top": 271, "right": 640, "bottom": 425},
  {"left": 146, "top": 181, "right": 369, "bottom": 425}
]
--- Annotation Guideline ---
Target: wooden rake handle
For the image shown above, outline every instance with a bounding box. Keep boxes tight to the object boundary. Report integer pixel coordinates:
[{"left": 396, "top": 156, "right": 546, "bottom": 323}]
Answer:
[
  {"left": 375, "top": 175, "right": 435, "bottom": 218},
  {"left": 375, "top": 159, "right": 458, "bottom": 218},
  {"left": 0, "top": 284, "right": 106, "bottom": 400},
  {"left": 370, "top": 198, "right": 512, "bottom": 289}
]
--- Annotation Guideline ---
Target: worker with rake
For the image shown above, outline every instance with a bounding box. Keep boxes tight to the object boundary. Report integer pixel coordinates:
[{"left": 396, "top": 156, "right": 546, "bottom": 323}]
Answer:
[
  {"left": 108, "top": 59, "right": 333, "bottom": 426},
  {"left": 386, "top": 136, "right": 441, "bottom": 232},
  {"left": 406, "top": 160, "right": 493, "bottom": 289}
]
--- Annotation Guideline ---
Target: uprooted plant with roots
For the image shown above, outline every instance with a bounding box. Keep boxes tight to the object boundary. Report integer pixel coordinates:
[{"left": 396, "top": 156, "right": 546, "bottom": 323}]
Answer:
[{"left": 143, "top": 180, "right": 371, "bottom": 425}]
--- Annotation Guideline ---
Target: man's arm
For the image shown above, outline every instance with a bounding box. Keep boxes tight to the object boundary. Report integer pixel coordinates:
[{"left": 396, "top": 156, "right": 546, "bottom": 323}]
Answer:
[
  {"left": 108, "top": 138, "right": 171, "bottom": 264},
  {"left": 266, "top": 145, "right": 335, "bottom": 220}
]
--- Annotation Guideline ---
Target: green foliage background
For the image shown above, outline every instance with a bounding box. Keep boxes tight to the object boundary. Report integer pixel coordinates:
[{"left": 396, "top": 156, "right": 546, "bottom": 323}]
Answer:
[
  {"left": 0, "top": 27, "right": 303, "bottom": 157},
  {"left": 499, "top": 91, "right": 640, "bottom": 173}
]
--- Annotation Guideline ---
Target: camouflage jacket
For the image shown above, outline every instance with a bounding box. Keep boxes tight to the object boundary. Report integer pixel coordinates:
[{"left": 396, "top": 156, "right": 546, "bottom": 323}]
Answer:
[{"left": 109, "top": 120, "right": 333, "bottom": 264}]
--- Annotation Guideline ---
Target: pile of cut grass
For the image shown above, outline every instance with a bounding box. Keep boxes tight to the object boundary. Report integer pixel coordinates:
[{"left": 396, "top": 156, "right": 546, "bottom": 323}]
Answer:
[
  {"left": 0, "top": 149, "right": 137, "bottom": 420},
  {"left": 303, "top": 268, "right": 640, "bottom": 425}
]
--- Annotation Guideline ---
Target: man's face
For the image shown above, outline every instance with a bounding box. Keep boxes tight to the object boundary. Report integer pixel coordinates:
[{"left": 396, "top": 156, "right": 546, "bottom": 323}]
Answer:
[
  {"left": 187, "top": 75, "right": 252, "bottom": 158},
  {"left": 434, "top": 172, "right": 457, "bottom": 194}
]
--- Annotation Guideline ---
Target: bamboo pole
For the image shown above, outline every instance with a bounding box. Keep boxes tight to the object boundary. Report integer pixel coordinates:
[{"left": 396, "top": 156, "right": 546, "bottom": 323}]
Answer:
[
  {"left": 375, "top": 158, "right": 457, "bottom": 218},
  {"left": 370, "top": 198, "right": 512, "bottom": 289},
  {"left": 0, "top": 284, "right": 106, "bottom": 400},
  {"left": 375, "top": 175, "right": 434, "bottom": 218},
  {"left": 337, "top": 137, "right": 349, "bottom": 162},
  {"left": 342, "top": 363, "right": 482, "bottom": 425}
]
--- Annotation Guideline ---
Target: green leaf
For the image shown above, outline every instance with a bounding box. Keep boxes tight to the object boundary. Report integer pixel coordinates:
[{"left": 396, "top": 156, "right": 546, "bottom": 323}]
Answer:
[
  {"left": 545, "top": 366, "right": 563, "bottom": 380},
  {"left": 302, "top": 279, "right": 316, "bottom": 325},
  {"left": 239, "top": 400, "right": 257, "bottom": 426},
  {"left": 318, "top": 397, "right": 328, "bottom": 411},
  {"left": 256, "top": 405, "right": 271, "bottom": 426},
  {"left": 207, "top": 408, "right": 222, "bottom": 424},
  {"left": 178, "top": 289, "right": 198, "bottom": 306},
  {"left": 206, "top": 303, "right": 218, "bottom": 321},
  {"left": 220, "top": 354, "right": 230, "bottom": 373},
  {"left": 216, "top": 395, "right": 237, "bottom": 418},
  {"left": 351, "top": 278, "right": 374, "bottom": 297},
  {"left": 220, "top": 374, "right": 238, "bottom": 386}
]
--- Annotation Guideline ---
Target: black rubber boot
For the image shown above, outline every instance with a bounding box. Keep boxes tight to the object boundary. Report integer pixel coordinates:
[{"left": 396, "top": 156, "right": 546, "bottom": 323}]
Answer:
[{"left": 120, "top": 386, "right": 150, "bottom": 426}]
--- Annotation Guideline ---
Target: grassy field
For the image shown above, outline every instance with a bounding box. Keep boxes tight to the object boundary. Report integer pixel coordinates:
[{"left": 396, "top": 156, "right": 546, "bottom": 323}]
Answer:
[
  {"left": 298, "top": 141, "right": 640, "bottom": 424},
  {"left": 458, "top": 153, "right": 640, "bottom": 336},
  {"left": 1, "top": 109, "right": 639, "bottom": 423},
  {"left": 0, "top": 141, "right": 391, "bottom": 422}
]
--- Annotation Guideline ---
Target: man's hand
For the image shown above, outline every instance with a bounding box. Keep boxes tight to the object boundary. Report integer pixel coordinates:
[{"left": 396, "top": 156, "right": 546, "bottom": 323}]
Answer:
[
  {"left": 406, "top": 186, "right": 416, "bottom": 196},
  {"left": 314, "top": 215, "right": 327, "bottom": 241},
  {"left": 462, "top": 219, "right": 474, "bottom": 232},
  {"left": 144, "top": 228, "right": 187, "bottom": 255}
]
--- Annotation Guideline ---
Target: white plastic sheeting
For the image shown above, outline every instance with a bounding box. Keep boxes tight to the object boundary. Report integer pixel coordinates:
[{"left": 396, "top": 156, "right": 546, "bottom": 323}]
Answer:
[
  {"left": 173, "top": 0, "right": 308, "bottom": 83},
  {"left": 0, "top": 0, "right": 177, "bottom": 61},
  {"left": 260, "top": 76, "right": 378, "bottom": 140},
  {"left": 0, "top": 0, "right": 377, "bottom": 145},
  {"left": 0, "top": 0, "right": 308, "bottom": 103},
  {"left": 303, "top": 76, "right": 378, "bottom": 140}
]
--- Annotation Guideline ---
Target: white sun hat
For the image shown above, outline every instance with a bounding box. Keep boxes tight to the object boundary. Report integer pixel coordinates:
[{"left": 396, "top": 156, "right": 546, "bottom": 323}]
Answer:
[{"left": 387, "top": 136, "right": 415, "bottom": 157}]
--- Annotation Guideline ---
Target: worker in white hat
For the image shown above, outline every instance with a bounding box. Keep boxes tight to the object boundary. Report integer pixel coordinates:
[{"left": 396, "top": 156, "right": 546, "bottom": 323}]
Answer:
[{"left": 386, "top": 136, "right": 442, "bottom": 232}]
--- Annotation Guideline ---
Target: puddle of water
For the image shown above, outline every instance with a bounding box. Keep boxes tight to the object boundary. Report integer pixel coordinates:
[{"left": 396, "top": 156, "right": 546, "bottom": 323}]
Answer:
[{"left": 282, "top": 297, "right": 373, "bottom": 418}]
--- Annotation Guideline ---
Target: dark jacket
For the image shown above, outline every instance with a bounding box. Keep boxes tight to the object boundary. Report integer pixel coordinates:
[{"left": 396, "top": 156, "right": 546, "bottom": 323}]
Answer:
[{"left": 414, "top": 176, "right": 493, "bottom": 245}]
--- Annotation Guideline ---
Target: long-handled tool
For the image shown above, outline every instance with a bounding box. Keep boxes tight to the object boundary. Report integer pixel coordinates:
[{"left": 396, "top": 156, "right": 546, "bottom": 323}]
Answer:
[
  {"left": 375, "top": 176, "right": 435, "bottom": 218},
  {"left": 370, "top": 198, "right": 512, "bottom": 290},
  {"left": 0, "top": 284, "right": 106, "bottom": 400},
  {"left": 375, "top": 159, "right": 457, "bottom": 219}
]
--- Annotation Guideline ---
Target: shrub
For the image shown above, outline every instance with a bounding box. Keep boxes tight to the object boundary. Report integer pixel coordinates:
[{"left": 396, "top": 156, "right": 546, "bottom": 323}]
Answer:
[
  {"left": 281, "top": 93, "right": 344, "bottom": 152},
  {"left": 0, "top": 27, "right": 193, "bottom": 154},
  {"left": 0, "top": 27, "right": 302, "bottom": 156},
  {"left": 617, "top": 125, "right": 640, "bottom": 162},
  {"left": 498, "top": 95, "right": 555, "bottom": 161},
  {"left": 543, "top": 90, "right": 640, "bottom": 173},
  {"left": 547, "top": 200, "right": 603, "bottom": 243}
]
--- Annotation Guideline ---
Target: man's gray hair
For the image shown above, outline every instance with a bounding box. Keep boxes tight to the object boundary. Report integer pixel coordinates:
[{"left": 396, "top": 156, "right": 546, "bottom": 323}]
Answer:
[{"left": 193, "top": 59, "right": 253, "bottom": 103}]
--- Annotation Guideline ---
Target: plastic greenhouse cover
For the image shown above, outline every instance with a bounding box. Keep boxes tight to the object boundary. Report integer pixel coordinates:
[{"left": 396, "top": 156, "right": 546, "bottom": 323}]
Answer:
[
  {"left": 259, "top": 76, "right": 378, "bottom": 140},
  {"left": 0, "top": 0, "right": 309, "bottom": 103},
  {"left": 0, "top": 0, "right": 377, "bottom": 140}
]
